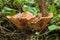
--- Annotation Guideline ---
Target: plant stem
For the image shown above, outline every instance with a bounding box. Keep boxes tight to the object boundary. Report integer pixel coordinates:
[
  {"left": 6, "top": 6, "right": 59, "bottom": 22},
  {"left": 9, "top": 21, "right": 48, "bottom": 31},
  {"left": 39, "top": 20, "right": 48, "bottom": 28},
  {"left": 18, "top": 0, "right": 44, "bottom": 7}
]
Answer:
[{"left": 41, "top": 0, "right": 47, "bottom": 16}]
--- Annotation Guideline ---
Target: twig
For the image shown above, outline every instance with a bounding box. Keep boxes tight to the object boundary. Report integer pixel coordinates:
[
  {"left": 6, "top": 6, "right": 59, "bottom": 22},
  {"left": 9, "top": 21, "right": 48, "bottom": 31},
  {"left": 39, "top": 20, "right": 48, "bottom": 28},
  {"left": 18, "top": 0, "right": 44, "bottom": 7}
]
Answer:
[
  {"left": 56, "top": 34, "right": 59, "bottom": 40},
  {"left": 41, "top": 0, "right": 47, "bottom": 16},
  {"left": 2, "top": 27, "right": 11, "bottom": 32}
]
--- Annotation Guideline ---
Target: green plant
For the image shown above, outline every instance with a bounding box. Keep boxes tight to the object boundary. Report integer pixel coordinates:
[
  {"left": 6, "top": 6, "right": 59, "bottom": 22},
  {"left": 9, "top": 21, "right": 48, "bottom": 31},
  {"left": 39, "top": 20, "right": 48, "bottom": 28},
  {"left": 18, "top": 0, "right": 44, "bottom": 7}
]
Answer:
[
  {"left": 48, "top": 25, "right": 60, "bottom": 31},
  {"left": 13, "top": 0, "right": 35, "bottom": 5},
  {"left": 0, "top": 0, "right": 3, "bottom": 7},
  {"left": 45, "top": 34, "right": 57, "bottom": 40},
  {"left": 47, "top": 4, "right": 60, "bottom": 25},
  {"left": 0, "top": 26, "right": 3, "bottom": 30},
  {"left": 1, "top": 7, "right": 16, "bottom": 15},
  {"left": 22, "top": 5, "right": 40, "bottom": 16},
  {"left": 0, "top": 0, "right": 3, "bottom": 5},
  {"left": 48, "top": 4, "right": 57, "bottom": 16},
  {"left": 54, "top": 0, "right": 60, "bottom": 6}
]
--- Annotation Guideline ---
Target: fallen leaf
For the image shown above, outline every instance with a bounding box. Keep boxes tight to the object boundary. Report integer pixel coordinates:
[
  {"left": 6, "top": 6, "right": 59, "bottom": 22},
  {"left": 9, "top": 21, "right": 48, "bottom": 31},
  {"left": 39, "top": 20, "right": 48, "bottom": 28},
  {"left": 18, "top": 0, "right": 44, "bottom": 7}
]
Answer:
[
  {"left": 6, "top": 12, "right": 53, "bottom": 31},
  {"left": 6, "top": 13, "right": 24, "bottom": 30},
  {"left": 48, "top": 25, "right": 60, "bottom": 31}
]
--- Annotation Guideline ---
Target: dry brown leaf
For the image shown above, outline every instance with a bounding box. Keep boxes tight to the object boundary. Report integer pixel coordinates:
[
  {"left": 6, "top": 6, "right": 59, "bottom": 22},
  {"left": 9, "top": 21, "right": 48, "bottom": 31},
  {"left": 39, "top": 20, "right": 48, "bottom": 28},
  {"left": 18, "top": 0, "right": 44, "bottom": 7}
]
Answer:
[
  {"left": 6, "top": 13, "right": 24, "bottom": 30},
  {"left": 6, "top": 12, "right": 53, "bottom": 31},
  {"left": 20, "top": 12, "right": 35, "bottom": 20}
]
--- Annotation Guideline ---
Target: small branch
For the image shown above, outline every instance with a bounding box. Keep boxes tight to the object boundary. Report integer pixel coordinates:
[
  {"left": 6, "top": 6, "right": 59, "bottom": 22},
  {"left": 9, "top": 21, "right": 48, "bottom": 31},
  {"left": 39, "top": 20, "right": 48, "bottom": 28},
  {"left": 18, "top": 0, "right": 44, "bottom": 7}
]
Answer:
[
  {"left": 56, "top": 34, "right": 59, "bottom": 40},
  {"left": 41, "top": 0, "right": 47, "bottom": 16}
]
